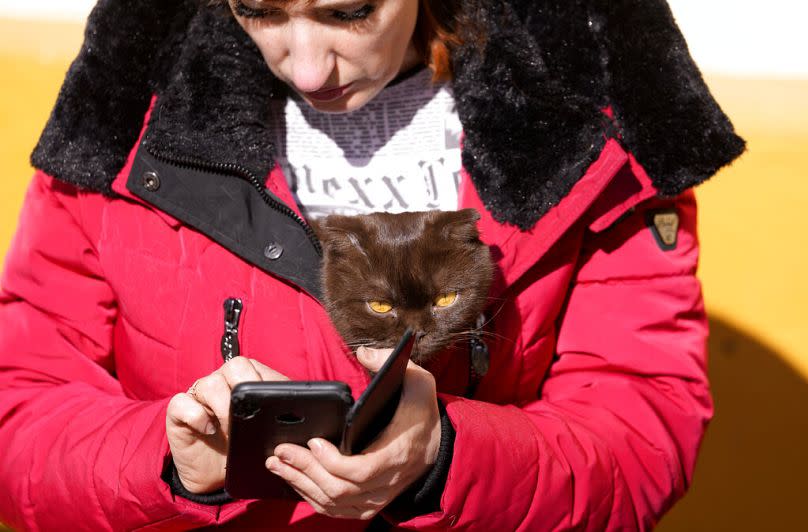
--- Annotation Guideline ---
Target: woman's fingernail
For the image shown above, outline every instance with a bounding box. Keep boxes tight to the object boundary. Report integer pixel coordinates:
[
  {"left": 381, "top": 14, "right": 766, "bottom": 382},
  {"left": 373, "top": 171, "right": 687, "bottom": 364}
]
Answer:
[
  {"left": 308, "top": 439, "right": 323, "bottom": 453},
  {"left": 266, "top": 457, "right": 280, "bottom": 473},
  {"left": 359, "top": 347, "right": 377, "bottom": 364},
  {"left": 204, "top": 422, "right": 216, "bottom": 435}
]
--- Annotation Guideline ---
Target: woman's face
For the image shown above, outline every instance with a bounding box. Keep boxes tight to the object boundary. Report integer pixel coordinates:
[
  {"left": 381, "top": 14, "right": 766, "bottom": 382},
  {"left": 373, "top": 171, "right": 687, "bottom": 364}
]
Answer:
[{"left": 231, "top": 0, "right": 420, "bottom": 113}]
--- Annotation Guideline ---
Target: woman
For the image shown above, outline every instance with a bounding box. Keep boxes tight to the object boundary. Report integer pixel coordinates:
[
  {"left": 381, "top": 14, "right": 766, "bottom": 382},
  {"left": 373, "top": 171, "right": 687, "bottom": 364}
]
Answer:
[{"left": 0, "top": 0, "right": 744, "bottom": 529}]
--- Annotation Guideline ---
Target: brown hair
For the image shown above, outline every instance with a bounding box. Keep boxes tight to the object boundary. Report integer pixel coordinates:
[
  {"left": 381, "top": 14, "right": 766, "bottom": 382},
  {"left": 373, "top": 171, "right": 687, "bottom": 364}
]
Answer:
[
  {"left": 413, "top": 0, "right": 464, "bottom": 82},
  {"left": 214, "top": 0, "right": 465, "bottom": 82}
]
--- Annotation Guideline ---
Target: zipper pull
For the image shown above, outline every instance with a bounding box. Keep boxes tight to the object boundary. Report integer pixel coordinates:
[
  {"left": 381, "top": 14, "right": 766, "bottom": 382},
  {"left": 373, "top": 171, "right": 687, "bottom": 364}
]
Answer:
[{"left": 221, "top": 298, "right": 243, "bottom": 362}]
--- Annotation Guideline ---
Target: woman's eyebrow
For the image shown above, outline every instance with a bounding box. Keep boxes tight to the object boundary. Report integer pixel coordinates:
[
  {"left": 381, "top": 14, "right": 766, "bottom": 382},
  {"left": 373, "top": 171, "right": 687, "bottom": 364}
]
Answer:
[
  {"left": 248, "top": 0, "right": 373, "bottom": 10},
  {"left": 313, "top": 0, "right": 378, "bottom": 10}
]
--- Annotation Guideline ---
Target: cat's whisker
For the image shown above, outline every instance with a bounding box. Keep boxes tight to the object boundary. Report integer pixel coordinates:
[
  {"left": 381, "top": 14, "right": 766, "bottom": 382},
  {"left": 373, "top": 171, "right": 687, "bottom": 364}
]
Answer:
[
  {"left": 445, "top": 331, "right": 482, "bottom": 343},
  {"left": 344, "top": 339, "right": 378, "bottom": 350},
  {"left": 446, "top": 328, "right": 511, "bottom": 344},
  {"left": 475, "top": 330, "right": 512, "bottom": 343},
  {"left": 481, "top": 301, "right": 508, "bottom": 327},
  {"left": 346, "top": 342, "right": 375, "bottom": 348},
  {"left": 448, "top": 331, "right": 479, "bottom": 340}
]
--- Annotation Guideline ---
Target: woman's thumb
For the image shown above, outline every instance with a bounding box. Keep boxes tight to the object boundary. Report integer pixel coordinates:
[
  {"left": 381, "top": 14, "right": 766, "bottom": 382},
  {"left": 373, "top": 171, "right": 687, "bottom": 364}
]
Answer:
[{"left": 356, "top": 346, "right": 390, "bottom": 372}]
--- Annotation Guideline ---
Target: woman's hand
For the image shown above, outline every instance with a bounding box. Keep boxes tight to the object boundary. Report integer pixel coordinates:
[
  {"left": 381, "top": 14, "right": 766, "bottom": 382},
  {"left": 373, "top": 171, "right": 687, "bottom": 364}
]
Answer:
[
  {"left": 166, "top": 357, "right": 289, "bottom": 494},
  {"left": 267, "top": 347, "right": 442, "bottom": 520}
]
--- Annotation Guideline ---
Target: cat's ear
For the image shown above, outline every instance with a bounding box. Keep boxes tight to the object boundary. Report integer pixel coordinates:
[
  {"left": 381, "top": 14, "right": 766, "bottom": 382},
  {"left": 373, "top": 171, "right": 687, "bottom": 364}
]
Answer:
[
  {"left": 310, "top": 215, "right": 367, "bottom": 256},
  {"left": 434, "top": 208, "right": 482, "bottom": 243}
]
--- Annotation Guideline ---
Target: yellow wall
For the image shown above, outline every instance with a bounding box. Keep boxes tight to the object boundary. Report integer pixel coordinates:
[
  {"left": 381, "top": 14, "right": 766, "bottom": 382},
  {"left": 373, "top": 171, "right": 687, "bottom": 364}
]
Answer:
[
  {"left": 657, "top": 78, "right": 808, "bottom": 531},
  {"left": 1, "top": 18, "right": 807, "bottom": 532},
  {"left": 0, "top": 19, "right": 84, "bottom": 257}
]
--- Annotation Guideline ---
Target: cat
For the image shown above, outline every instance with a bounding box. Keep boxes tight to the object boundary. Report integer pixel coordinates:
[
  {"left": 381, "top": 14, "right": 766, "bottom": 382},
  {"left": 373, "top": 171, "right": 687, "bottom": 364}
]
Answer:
[{"left": 312, "top": 209, "right": 493, "bottom": 364}]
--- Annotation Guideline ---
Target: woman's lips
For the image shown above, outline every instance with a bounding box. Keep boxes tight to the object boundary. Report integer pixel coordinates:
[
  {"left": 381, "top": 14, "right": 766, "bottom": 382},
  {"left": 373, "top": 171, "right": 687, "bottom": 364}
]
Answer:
[{"left": 305, "top": 83, "right": 353, "bottom": 102}]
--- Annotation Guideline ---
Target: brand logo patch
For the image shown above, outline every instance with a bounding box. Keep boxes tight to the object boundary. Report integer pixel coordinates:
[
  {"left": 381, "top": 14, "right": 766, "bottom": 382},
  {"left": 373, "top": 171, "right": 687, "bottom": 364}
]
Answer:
[{"left": 647, "top": 209, "right": 679, "bottom": 251}]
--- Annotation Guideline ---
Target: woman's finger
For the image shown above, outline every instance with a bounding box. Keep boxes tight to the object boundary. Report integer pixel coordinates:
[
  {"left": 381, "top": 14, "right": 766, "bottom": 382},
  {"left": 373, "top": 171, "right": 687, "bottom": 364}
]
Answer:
[
  {"left": 191, "top": 372, "right": 233, "bottom": 436},
  {"left": 274, "top": 443, "right": 363, "bottom": 502},
  {"left": 355, "top": 346, "right": 392, "bottom": 373},
  {"left": 360, "top": 360, "right": 438, "bottom": 454},
  {"left": 356, "top": 349, "right": 436, "bottom": 408},
  {"left": 305, "top": 437, "right": 391, "bottom": 485},
  {"left": 183, "top": 358, "right": 289, "bottom": 440},
  {"left": 267, "top": 456, "right": 382, "bottom": 520},
  {"left": 248, "top": 358, "right": 290, "bottom": 382},
  {"left": 166, "top": 392, "right": 218, "bottom": 439},
  {"left": 266, "top": 456, "right": 334, "bottom": 513},
  {"left": 219, "top": 356, "right": 264, "bottom": 386}
]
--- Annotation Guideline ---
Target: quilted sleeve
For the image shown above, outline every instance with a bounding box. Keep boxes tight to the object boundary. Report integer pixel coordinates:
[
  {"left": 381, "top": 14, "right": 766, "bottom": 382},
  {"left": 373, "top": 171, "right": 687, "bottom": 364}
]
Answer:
[
  {"left": 0, "top": 172, "right": 248, "bottom": 530},
  {"left": 398, "top": 191, "right": 711, "bottom": 531}
]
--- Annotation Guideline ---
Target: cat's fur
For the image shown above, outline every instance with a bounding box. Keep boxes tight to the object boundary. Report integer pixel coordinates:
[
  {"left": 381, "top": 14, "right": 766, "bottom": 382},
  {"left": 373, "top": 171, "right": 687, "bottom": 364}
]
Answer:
[{"left": 312, "top": 209, "right": 493, "bottom": 364}]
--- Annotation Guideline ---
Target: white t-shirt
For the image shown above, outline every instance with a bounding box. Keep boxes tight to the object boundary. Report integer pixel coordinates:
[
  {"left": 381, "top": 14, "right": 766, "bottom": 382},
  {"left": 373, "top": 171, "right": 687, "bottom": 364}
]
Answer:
[{"left": 270, "top": 68, "right": 462, "bottom": 219}]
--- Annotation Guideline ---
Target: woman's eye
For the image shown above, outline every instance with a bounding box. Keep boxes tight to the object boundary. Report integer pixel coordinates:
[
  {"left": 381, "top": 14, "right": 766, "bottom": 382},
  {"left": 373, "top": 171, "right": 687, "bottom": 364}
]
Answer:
[
  {"left": 434, "top": 292, "right": 458, "bottom": 308},
  {"left": 331, "top": 4, "right": 376, "bottom": 22},
  {"left": 368, "top": 301, "right": 393, "bottom": 314}
]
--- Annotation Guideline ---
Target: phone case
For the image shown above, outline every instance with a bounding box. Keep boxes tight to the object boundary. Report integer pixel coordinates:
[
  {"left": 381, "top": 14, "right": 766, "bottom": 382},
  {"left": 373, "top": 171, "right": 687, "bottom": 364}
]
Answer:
[
  {"left": 340, "top": 329, "right": 415, "bottom": 454},
  {"left": 224, "top": 381, "right": 353, "bottom": 499}
]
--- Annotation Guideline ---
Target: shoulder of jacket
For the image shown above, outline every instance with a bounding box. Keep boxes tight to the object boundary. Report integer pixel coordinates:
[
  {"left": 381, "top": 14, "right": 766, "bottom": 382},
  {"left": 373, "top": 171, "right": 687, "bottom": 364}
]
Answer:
[
  {"left": 456, "top": 0, "right": 745, "bottom": 230},
  {"left": 29, "top": 0, "right": 201, "bottom": 195}
]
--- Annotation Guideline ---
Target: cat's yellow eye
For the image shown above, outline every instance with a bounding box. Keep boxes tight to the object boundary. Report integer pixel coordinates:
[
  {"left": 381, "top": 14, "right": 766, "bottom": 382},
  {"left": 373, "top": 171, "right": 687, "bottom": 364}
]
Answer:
[
  {"left": 434, "top": 292, "right": 458, "bottom": 308},
  {"left": 368, "top": 301, "right": 393, "bottom": 314}
]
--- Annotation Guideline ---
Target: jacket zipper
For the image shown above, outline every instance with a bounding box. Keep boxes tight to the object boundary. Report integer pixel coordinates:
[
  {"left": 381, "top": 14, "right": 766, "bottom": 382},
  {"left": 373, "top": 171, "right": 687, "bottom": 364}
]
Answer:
[
  {"left": 221, "top": 298, "right": 243, "bottom": 362},
  {"left": 146, "top": 146, "right": 322, "bottom": 256}
]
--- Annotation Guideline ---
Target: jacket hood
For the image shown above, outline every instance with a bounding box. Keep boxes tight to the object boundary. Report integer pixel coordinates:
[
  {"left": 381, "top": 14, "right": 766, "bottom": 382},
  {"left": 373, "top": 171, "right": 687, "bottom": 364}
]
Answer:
[{"left": 31, "top": 0, "right": 745, "bottom": 230}]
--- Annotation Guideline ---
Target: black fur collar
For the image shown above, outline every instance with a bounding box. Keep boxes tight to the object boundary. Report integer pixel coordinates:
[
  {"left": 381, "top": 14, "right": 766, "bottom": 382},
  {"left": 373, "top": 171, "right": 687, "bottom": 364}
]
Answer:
[{"left": 31, "top": 0, "right": 744, "bottom": 230}]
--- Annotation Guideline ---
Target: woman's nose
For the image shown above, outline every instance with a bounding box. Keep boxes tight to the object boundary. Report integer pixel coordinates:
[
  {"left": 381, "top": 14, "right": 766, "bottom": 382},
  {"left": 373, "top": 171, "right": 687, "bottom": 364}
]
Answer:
[{"left": 286, "top": 19, "right": 335, "bottom": 92}]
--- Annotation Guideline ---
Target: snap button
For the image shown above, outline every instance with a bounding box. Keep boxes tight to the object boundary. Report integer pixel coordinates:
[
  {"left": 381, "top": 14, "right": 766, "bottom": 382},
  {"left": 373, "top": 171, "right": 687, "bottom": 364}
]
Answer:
[
  {"left": 264, "top": 243, "right": 284, "bottom": 260},
  {"left": 143, "top": 171, "right": 161, "bottom": 192}
]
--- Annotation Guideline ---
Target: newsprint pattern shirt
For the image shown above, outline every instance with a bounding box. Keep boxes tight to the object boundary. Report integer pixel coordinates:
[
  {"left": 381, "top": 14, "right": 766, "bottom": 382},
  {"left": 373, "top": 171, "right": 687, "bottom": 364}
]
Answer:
[{"left": 270, "top": 68, "right": 462, "bottom": 220}]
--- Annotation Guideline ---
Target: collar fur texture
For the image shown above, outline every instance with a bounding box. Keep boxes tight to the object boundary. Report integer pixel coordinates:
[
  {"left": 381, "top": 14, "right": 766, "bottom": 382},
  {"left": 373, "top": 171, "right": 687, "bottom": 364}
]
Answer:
[{"left": 32, "top": 0, "right": 745, "bottom": 230}]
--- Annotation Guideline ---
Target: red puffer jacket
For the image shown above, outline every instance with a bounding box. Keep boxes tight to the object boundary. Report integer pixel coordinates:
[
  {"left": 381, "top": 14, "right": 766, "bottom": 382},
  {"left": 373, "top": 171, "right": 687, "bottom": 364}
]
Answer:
[
  {"left": 0, "top": 1, "right": 744, "bottom": 530},
  {"left": 1, "top": 136, "right": 709, "bottom": 531}
]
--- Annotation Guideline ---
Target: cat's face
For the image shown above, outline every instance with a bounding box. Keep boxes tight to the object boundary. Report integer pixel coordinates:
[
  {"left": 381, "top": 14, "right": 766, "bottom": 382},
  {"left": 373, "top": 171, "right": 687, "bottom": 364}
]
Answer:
[{"left": 313, "top": 209, "right": 493, "bottom": 363}]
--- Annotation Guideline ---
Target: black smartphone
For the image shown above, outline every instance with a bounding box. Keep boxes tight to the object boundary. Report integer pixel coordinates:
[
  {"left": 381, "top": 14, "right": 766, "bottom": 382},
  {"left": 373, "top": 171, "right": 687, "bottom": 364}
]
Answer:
[
  {"left": 224, "top": 329, "right": 415, "bottom": 499},
  {"left": 225, "top": 381, "right": 353, "bottom": 499}
]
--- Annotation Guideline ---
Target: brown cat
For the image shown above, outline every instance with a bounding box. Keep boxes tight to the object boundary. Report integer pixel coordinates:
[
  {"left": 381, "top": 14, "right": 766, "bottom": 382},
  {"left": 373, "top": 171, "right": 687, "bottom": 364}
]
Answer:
[{"left": 312, "top": 209, "right": 493, "bottom": 364}]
